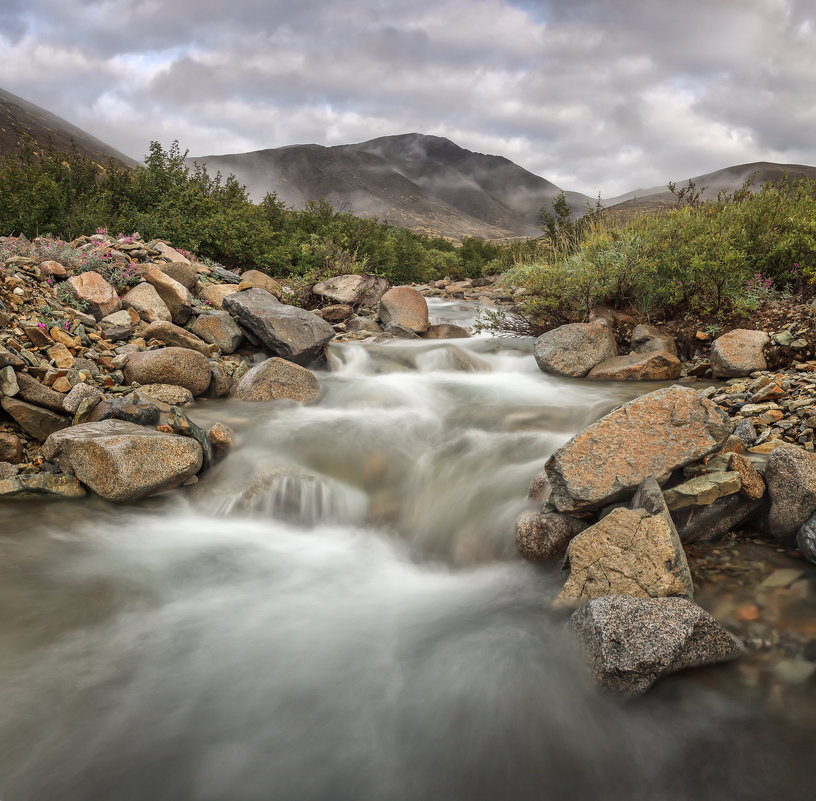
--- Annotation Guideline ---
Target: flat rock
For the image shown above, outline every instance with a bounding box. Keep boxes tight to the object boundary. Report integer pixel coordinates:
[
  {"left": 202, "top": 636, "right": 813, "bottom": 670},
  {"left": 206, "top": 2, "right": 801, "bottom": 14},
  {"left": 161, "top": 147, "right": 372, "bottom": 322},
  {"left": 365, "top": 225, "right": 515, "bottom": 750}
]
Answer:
[
  {"left": 15, "top": 371, "right": 67, "bottom": 412},
  {"left": 122, "top": 282, "right": 172, "bottom": 323},
  {"left": 42, "top": 420, "right": 202, "bottom": 502},
  {"left": 673, "top": 493, "right": 765, "bottom": 543},
  {"left": 546, "top": 386, "right": 732, "bottom": 512},
  {"left": 515, "top": 511, "right": 588, "bottom": 561},
  {"left": 0, "top": 472, "right": 85, "bottom": 498},
  {"left": 124, "top": 347, "right": 212, "bottom": 396},
  {"left": 67, "top": 271, "right": 121, "bottom": 320},
  {"left": 533, "top": 320, "right": 617, "bottom": 378},
  {"left": 99, "top": 309, "right": 133, "bottom": 341},
  {"left": 569, "top": 595, "right": 744, "bottom": 696},
  {"left": 128, "top": 383, "right": 194, "bottom": 407},
  {"left": 312, "top": 274, "right": 389, "bottom": 307},
  {"left": 234, "top": 357, "right": 320, "bottom": 403},
  {"left": 189, "top": 309, "right": 244, "bottom": 354},
  {"left": 88, "top": 398, "right": 161, "bottom": 426},
  {"left": 1, "top": 396, "right": 70, "bottom": 441},
  {"left": 663, "top": 471, "right": 742, "bottom": 510},
  {"left": 378, "top": 287, "right": 429, "bottom": 334},
  {"left": 557, "top": 506, "right": 694, "bottom": 606},
  {"left": 765, "top": 445, "right": 816, "bottom": 538},
  {"left": 587, "top": 350, "right": 682, "bottom": 381},
  {"left": 223, "top": 288, "right": 334, "bottom": 365},
  {"left": 143, "top": 320, "right": 212, "bottom": 356},
  {"left": 710, "top": 329, "right": 770, "bottom": 378}
]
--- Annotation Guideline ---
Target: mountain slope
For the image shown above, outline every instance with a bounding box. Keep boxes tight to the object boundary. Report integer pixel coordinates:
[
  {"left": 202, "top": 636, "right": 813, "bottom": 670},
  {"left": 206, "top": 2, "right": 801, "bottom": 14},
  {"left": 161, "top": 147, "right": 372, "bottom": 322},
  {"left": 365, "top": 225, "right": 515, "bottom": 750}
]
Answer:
[{"left": 0, "top": 87, "right": 137, "bottom": 168}]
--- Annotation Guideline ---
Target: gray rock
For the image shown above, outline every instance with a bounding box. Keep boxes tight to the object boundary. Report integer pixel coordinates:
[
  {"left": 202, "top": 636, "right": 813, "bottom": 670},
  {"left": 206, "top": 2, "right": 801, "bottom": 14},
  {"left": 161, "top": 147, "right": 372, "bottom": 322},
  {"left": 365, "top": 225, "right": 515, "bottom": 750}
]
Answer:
[
  {"left": 423, "top": 323, "right": 471, "bottom": 339},
  {"left": 0, "top": 472, "right": 86, "bottom": 498},
  {"left": 765, "top": 445, "right": 816, "bottom": 538},
  {"left": 0, "top": 365, "right": 19, "bottom": 396},
  {"left": 168, "top": 406, "right": 213, "bottom": 471},
  {"left": 796, "top": 511, "right": 816, "bottom": 564},
  {"left": 42, "top": 420, "right": 202, "bottom": 502},
  {"left": 733, "top": 418, "right": 758, "bottom": 446},
  {"left": 569, "top": 595, "right": 744, "bottom": 696},
  {"left": 515, "top": 511, "right": 588, "bottom": 561},
  {"left": 207, "top": 360, "right": 232, "bottom": 398},
  {"left": 710, "top": 329, "right": 770, "bottom": 378},
  {"left": 534, "top": 320, "right": 617, "bottom": 378},
  {"left": 663, "top": 471, "right": 742, "bottom": 510},
  {"left": 158, "top": 261, "right": 198, "bottom": 291},
  {"left": 124, "top": 347, "right": 212, "bottom": 396},
  {"left": 62, "top": 383, "right": 103, "bottom": 414},
  {"left": 88, "top": 398, "right": 161, "bottom": 427},
  {"left": 1, "top": 396, "right": 70, "bottom": 441},
  {"left": 223, "top": 289, "right": 334, "bottom": 365},
  {"left": 629, "top": 324, "right": 678, "bottom": 356},
  {"left": 0, "top": 462, "right": 19, "bottom": 480},
  {"left": 144, "top": 266, "right": 192, "bottom": 325},
  {"left": 189, "top": 309, "right": 244, "bottom": 354},
  {"left": 312, "top": 274, "right": 389, "bottom": 307},
  {"left": 99, "top": 309, "right": 133, "bottom": 342},
  {"left": 673, "top": 493, "right": 765, "bottom": 543}
]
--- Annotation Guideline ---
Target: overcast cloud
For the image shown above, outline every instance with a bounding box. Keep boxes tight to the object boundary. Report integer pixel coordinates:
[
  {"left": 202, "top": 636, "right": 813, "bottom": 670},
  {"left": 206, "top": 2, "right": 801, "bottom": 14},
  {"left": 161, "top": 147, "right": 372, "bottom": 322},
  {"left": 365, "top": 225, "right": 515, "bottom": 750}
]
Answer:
[{"left": 2, "top": 0, "right": 815, "bottom": 195}]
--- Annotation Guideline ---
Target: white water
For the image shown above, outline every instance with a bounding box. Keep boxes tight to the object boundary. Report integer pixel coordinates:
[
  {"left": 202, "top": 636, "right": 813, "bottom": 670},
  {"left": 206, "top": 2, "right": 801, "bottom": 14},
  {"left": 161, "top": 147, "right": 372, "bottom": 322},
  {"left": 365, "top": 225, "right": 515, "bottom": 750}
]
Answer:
[{"left": 0, "top": 299, "right": 811, "bottom": 800}]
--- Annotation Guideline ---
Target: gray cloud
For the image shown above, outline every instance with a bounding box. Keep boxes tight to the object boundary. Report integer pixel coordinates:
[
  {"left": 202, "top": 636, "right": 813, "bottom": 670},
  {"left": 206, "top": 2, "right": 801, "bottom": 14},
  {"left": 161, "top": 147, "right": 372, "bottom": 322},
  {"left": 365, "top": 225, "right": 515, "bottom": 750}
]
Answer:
[{"left": 1, "top": 0, "right": 815, "bottom": 195}]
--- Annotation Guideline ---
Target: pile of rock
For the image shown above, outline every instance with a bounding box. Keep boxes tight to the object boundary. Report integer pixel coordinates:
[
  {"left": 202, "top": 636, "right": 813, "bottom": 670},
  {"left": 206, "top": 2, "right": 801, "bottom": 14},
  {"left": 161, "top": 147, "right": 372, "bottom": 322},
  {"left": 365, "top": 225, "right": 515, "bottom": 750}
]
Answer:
[
  {"left": 416, "top": 275, "right": 515, "bottom": 307},
  {"left": 517, "top": 385, "right": 750, "bottom": 695}
]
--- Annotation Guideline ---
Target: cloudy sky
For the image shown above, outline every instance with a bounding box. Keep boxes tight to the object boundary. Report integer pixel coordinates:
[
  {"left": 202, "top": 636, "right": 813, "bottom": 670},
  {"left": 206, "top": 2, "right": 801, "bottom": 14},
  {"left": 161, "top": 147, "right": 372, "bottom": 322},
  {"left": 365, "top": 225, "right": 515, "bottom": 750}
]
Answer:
[{"left": 2, "top": 0, "right": 815, "bottom": 196}]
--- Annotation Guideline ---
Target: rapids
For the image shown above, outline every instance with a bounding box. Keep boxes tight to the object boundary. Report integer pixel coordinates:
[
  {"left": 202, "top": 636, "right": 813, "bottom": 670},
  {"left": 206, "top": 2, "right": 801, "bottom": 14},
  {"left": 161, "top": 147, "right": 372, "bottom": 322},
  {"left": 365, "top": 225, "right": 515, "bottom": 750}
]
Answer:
[{"left": 0, "top": 299, "right": 812, "bottom": 800}]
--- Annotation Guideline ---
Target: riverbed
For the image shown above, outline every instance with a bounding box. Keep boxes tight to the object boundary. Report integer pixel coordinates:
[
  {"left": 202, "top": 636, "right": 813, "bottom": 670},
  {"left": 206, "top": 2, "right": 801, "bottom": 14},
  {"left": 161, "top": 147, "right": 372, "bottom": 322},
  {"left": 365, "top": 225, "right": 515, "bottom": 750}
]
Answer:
[{"left": 0, "top": 300, "right": 813, "bottom": 800}]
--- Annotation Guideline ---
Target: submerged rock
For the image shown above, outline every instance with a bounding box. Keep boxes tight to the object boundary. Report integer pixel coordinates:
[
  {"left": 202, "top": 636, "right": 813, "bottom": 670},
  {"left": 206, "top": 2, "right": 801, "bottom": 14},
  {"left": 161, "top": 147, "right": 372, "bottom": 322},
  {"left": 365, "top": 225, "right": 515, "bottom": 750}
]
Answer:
[{"left": 569, "top": 595, "right": 745, "bottom": 696}]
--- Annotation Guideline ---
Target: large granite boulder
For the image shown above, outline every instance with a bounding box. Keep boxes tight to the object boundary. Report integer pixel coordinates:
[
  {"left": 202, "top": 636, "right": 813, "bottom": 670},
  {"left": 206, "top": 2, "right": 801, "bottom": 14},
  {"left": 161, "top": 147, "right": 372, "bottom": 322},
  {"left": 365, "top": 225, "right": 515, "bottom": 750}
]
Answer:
[
  {"left": 313, "top": 274, "right": 389, "bottom": 307},
  {"left": 710, "top": 329, "right": 769, "bottom": 378},
  {"left": 122, "top": 282, "right": 172, "bottom": 323},
  {"left": 378, "top": 287, "right": 429, "bottom": 334},
  {"left": 765, "top": 445, "right": 816, "bottom": 538},
  {"left": 533, "top": 320, "right": 617, "bottom": 378},
  {"left": 545, "top": 386, "right": 732, "bottom": 512},
  {"left": 569, "top": 595, "right": 744, "bottom": 696},
  {"left": 587, "top": 350, "right": 682, "bottom": 381},
  {"left": 515, "top": 511, "right": 588, "bottom": 561},
  {"left": 189, "top": 309, "right": 244, "bottom": 354},
  {"left": 223, "top": 288, "right": 334, "bottom": 365},
  {"left": 556, "top": 506, "right": 694, "bottom": 606},
  {"left": 43, "top": 420, "right": 202, "bottom": 503},
  {"left": 67, "top": 271, "right": 121, "bottom": 320},
  {"left": 143, "top": 320, "right": 212, "bottom": 356},
  {"left": 144, "top": 266, "right": 192, "bottom": 325},
  {"left": 124, "top": 347, "right": 212, "bottom": 396},
  {"left": 233, "top": 357, "right": 320, "bottom": 403}
]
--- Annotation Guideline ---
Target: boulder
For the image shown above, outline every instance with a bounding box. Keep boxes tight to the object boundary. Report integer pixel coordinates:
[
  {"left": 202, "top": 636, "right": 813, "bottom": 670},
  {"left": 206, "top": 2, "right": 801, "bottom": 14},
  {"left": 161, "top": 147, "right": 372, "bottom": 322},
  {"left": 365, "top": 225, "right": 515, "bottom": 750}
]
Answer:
[
  {"left": 0, "top": 365, "right": 18, "bottom": 396},
  {"left": 533, "top": 320, "right": 617, "bottom": 378},
  {"left": 99, "top": 309, "right": 133, "bottom": 341},
  {"left": 39, "top": 260, "right": 68, "bottom": 280},
  {"left": 515, "top": 511, "right": 588, "bottom": 561},
  {"left": 629, "top": 324, "right": 678, "bottom": 356},
  {"left": 241, "top": 270, "right": 283, "bottom": 299},
  {"left": 122, "top": 282, "right": 172, "bottom": 323},
  {"left": 144, "top": 266, "right": 192, "bottom": 325},
  {"left": 42, "top": 420, "right": 202, "bottom": 503},
  {"left": 556, "top": 506, "right": 694, "bottom": 606},
  {"left": 234, "top": 357, "right": 320, "bottom": 403},
  {"left": 423, "top": 324, "right": 471, "bottom": 339},
  {"left": 158, "top": 261, "right": 198, "bottom": 291},
  {"left": 1, "top": 396, "right": 70, "bottom": 441},
  {"left": 569, "top": 595, "right": 744, "bottom": 696},
  {"left": 317, "top": 304, "right": 353, "bottom": 323},
  {"left": 189, "top": 309, "right": 244, "bottom": 354},
  {"left": 143, "top": 320, "right": 212, "bottom": 356},
  {"left": 67, "top": 271, "right": 121, "bottom": 320},
  {"left": 207, "top": 360, "right": 232, "bottom": 398},
  {"left": 199, "top": 283, "right": 239, "bottom": 309},
  {"left": 312, "top": 274, "right": 389, "bottom": 307},
  {"left": 546, "top": 386, "right": 732, "bottom": 512},
  {"left": 710, "top": 329, "right": 769, "bottom": 378},
  {"left": 663, "top": 472, "right": 742, "bottom": 510},
  {"left": 223, "top": 288, "right": 334, "bottom": 365},
  {"left": 765, "top": 445, "right": 816, "bottom": 538},
  {"left": 587, "top": 350, "right": 682, "bottom": 381},
  {"left": 124, "top": 347, "right": 212, "bottom": 396},
  {"left": 378, "top": 287, "right": 430, "bottom": 334},
  {"left": 208, "top": 422, "right": 234, "bottom": 450}
]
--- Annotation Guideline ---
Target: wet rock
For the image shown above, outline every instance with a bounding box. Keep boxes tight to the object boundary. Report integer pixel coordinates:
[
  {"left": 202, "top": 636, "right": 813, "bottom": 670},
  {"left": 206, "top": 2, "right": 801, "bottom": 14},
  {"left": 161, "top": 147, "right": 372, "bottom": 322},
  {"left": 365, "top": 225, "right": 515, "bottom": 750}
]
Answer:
[
  {"left": 546, "top": 386, "right": 732, "bottom": 512},
  {"left": 629, "top": 324, "right": 678, "bottom": 356},
  {"left": 0, "top": 472, "right": 86, "bottom": 498},
  {"left": 124, "top": 347, "right": 212, "bottom": 396},
  {"left": 424, "top": 323, "right": 471, "bottom": 339},
  {"left": 189, "top": 309, "right": 243, "bottom": 354},
  {"left": 89, "top": 397, "right": 161, "bottom": 426},
  {"left": 241, "top": 270, "right": 283, "bottom": 299},
  {"left": 312, "top": 274, "right": 389, "bottom": 307},
  {"left": 168, "top": 406, "right": 213, "bottom": 470},
  {"left": 234, "top": 357, "right": 320, "bottom": 403},
  {"left": 42, "top": 420, "right": 202, "bottom": 502},
  {"left": 378, "top": 287, "right": 430, "bottom": 334},
  {"left": 710, "top": 329, "right": 770, "bottom": 378},
  {"left": 515, "top": 511, "right": 588, "bottom": 561},
  {"left": 533, "top": 320, "right": 617, "bottom": 378},
  {"left": 663, "top": 472, "right": 742, "bottom": 510},
  {"left": 99, "top": 309, "right": 133, "bottom": 341},
  {"left": 674, "top": 493, "right": 765, "bottom": 543},
  {"left": 796, "top": 512, "right": 816, "bottom": 565},
  {"left": 143, "top": 320, "right": 212, "bottom": 356},
  {"left": 62, "top": 383, "right": 102, "bottom": 414},
  {"left": 1, "top": 396, "right": 70, "bottom": 441},
  {"left": 122, "top": 282, "right": 172, "bottom": 323},
  {"left": 207, "top": 360, "right": 232, "bottom": 398},
  {"left": 67, "top": 271, "right": 121, "bottom": 320},
  {"left": 144, "top": 266, "right": 192, "bottom": 325},
  {"left": 158, "top": 261, "right": 198, "bottom": 291},
  {"left": 765, "top": 445, "right": 816, "bottom": 538},
  {"left": 208, "top": 421, "right": 234, "bottom": 450},
  {"left": 0, "top": 432, "right": 24, "bottom": 463},
  {"left": 198, "top": 284, "right": 239, "bottom": 309},
  {"left": 569, "top": 595, "right": 744, "bottom": 696},
  {"left": 223, "top": 289, "right": 334, "bottom": 365},
  {"left": 587, "top": 350, "right": 682, "bottom": 381},
  {"left": 557, "top": 506, "right": 694, "bottom": 606}
]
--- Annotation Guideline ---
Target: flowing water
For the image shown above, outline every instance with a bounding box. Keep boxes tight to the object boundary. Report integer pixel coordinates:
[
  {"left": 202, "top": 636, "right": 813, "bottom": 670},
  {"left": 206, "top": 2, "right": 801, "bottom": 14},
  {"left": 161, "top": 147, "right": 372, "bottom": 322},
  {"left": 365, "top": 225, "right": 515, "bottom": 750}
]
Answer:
[{"left": 0, "top": 299, "right": 813, "bottom": 800}]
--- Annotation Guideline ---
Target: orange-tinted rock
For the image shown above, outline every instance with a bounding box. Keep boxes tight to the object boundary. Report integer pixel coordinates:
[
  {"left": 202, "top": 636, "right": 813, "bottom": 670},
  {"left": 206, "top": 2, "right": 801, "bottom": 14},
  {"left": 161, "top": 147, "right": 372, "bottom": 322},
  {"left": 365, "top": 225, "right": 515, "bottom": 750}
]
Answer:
[
  {"left": 378, "top": 287, "right": 429, "bottom": 333},
  {"left": 587, "top": 350, "right": 682, "bottom": 381},
  {"left": 545, "top": 386, "right": 732, "bottom": 512},
  {"left": 67, "top": 271, "right": 121, "bottom": 320},
  {"left": 40, "top": 260, "right": 68, "bottom": 279},
  {"left": 729, "top": 452, "right": 766, "bottom": 500},
  {"left": 710, "top": 329, "right": 769, "bottom": 378},
  {"left": 242, "top": 270, "right": 284, "bottom": 300}
]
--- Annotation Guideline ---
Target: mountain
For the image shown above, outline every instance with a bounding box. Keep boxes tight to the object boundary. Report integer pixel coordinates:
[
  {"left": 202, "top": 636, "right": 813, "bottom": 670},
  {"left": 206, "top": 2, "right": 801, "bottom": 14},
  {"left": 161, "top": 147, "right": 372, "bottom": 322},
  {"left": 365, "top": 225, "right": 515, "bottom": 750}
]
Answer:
[
  {"left": 0, "top": 87, "right": 137, "bottom": 168},
  {"left": 189, "top": 134, "right": 591, "bottom": 239}
]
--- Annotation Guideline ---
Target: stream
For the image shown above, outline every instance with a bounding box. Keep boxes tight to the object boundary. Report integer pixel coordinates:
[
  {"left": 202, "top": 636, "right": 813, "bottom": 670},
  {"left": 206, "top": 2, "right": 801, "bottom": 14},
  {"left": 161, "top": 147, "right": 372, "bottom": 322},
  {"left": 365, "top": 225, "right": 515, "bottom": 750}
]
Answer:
[{"left": 0, "top": 299, "right": 813, "bottom": 800}]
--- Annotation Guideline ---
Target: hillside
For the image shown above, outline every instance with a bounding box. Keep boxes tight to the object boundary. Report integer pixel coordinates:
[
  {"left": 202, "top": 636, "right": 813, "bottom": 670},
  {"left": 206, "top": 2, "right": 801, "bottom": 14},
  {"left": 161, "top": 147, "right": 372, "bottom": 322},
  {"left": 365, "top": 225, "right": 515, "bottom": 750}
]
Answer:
[{"left": 0, "top": 87, "right": 137, "bottom": 168}]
